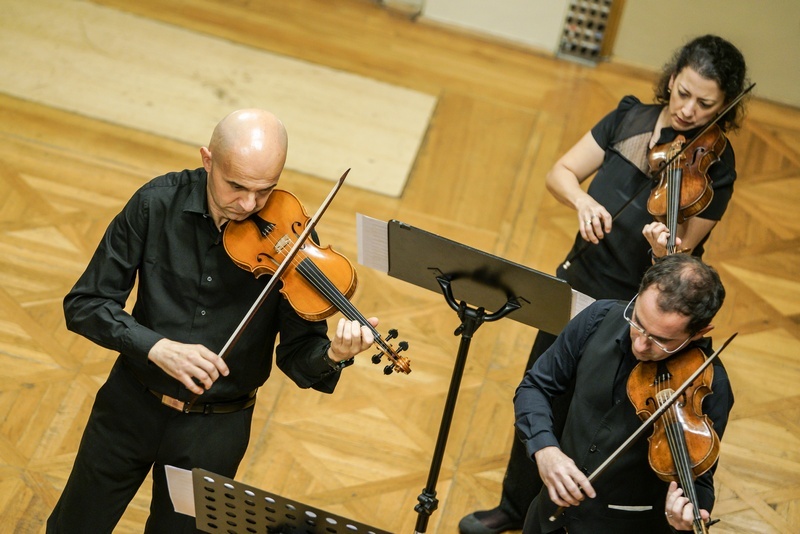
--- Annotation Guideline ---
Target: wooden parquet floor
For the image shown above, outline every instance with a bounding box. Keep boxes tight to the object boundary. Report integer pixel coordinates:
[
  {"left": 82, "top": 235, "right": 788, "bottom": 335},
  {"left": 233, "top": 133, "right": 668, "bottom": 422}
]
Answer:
[{"left": 1, "top": 1, "right": 798, "bottom": 532}]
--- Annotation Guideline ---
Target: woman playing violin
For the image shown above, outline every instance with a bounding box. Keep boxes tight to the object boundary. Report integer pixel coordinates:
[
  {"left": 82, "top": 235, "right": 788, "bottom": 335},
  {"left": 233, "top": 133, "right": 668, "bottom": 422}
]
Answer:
[
  {"left": 49, "top": 109, "right": 379, "bottom": 533},
  {"left": 552, "top": 34, "right": 748, "bottom": 296},
  {"left": 515, "top": 254, "right": 732, "bottom": 534},
  {"left": 460, "top": 35, "right": 748, "bottom": 534}
]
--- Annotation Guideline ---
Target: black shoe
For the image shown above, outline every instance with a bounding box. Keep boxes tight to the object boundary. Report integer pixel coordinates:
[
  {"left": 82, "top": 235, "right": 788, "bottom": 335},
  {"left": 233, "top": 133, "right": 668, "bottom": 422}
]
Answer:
[{"left": 458, "top": 507, "right": 524, "bottom": 534}]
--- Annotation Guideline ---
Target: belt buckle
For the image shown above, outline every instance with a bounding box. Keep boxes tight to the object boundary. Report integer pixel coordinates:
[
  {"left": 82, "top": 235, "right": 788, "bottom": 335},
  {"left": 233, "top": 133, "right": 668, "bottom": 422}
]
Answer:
[{"left": 161, "top": 394, "right": 187, "bottom": 412}]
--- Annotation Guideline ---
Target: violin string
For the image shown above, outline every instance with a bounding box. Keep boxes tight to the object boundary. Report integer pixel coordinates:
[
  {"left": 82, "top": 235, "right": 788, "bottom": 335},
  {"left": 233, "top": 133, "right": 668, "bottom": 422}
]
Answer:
[
  {"left": 666, "top": 146, "right": 682, "bottom": 255},
  {"left": 295, "top": 255, "right": 409, "bottom": 369},
  {"left": 250, "top": 224, "right": 352, "bottom": 317},
  {"left": 297, "top": 259, "right": 381, "bottom": 340},
  {"left": 259, "top": 229, "right": 401, "bottom": 361},
  {"left": 298, "top": 261, "right": 407, "bottom": 367},
  {"left": 294, "top": 258, "right": 372, "bottom": 329},
  {"left": 660, "top": 374, "right": 705, "bottom": 529},
  {"left": 252, "top": 223, "right": 312, "bottom": 279},
  {"left": 661, "top": 379, "right": 692, "bottom": 481},
  {"left": 296, "top": 260, "right": 359, "bottom": 317}
]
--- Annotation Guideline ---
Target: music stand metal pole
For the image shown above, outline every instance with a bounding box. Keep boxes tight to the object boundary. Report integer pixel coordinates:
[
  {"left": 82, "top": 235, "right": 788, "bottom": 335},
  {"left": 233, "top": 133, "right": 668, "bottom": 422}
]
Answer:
[{"left": 414, "top": 276, "right": 521, "bottom": 534}]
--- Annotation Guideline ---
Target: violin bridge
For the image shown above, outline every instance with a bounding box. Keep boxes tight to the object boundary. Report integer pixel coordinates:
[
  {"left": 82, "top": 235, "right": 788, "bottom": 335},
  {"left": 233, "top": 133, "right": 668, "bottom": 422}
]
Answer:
[{"left": 274, "top": 235, "right": 292, "bottom": 253}]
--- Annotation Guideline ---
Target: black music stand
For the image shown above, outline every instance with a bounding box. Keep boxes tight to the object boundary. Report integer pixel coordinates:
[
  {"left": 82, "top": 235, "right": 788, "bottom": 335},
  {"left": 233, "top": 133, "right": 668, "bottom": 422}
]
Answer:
[
  {"left": 382, "top": 220, "right": 574, "bottom": 533},
  {"left": 189, "top": 468, "right": 392, "bottom": 534}
]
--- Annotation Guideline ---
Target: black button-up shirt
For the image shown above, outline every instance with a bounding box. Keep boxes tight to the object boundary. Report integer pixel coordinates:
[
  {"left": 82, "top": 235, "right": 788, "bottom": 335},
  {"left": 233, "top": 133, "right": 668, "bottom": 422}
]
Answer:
[
  {"left": 64, "top": 167, "right": 338, "bottom": 402},
  {"left": 515, "top": 300, "right": 734, "bottom": 519}
]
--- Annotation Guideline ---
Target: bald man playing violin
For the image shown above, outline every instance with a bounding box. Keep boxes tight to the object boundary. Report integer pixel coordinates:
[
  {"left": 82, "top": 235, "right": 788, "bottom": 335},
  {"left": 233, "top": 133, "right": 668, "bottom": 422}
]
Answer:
[
  {"left": 48, "top": 109, "right": 378, "bottom": 534},
  {"left": 514, "top": 254, "right": 733, "bottom": 534}
]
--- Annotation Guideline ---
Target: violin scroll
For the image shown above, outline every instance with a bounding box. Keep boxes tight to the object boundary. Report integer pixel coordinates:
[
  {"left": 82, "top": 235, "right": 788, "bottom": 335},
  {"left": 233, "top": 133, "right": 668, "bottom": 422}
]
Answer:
[{"left": 370, "top": 328, "right": 411, "bottom": 374}]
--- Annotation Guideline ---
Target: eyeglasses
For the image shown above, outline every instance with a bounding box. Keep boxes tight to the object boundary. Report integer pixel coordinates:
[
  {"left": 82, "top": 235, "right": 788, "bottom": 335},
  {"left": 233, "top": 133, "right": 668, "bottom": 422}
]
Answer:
[{"left": 623, "top": 293, "right": 693, "bottom": 354}]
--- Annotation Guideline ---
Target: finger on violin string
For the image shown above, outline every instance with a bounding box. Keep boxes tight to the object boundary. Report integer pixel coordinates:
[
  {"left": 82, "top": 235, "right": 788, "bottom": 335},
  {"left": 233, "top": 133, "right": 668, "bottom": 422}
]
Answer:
[{"left": 335, "top": 317, "right": 351, "bottom": 339}]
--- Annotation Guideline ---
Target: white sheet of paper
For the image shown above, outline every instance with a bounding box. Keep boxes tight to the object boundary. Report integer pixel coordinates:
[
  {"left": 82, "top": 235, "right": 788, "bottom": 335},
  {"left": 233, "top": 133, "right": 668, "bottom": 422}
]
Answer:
[
  {"left": 165, "top": 465, "right": 196, "bottom": 517},
  {"left": 356, "top": 213, "right": 389, "bottom": 273},
  {"left": 570, "top": 289, "right": 595, "bottom": 318}
]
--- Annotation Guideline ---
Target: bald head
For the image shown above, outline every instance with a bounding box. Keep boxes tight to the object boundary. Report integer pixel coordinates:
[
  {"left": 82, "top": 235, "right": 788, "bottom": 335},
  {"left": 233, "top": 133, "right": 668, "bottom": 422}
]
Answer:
[
  {"left": 201, "top": 109, "right": 289, "bottom": 228},
  {"left": 208, "top": 108, "right": 288, "bottom": 169}
]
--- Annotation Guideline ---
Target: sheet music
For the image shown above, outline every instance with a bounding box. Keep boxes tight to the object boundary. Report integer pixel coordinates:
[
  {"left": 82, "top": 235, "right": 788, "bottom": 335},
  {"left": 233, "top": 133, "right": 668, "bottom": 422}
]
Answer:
[
  {"left": 570, "top": 289, "right": 595, "bottom": 318},
  {"left": 356, "top": 213, "right": 389, "bottom": 273},
  {"left": 165, "top": 465, "right": 196, "bottom": 517}
]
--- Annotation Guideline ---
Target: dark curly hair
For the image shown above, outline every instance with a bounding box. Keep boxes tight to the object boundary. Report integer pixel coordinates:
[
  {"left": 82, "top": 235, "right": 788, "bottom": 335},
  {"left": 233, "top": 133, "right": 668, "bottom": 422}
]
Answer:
[
  {"left": 638, "top": 254, "right": 725, "bottom": 334},
  {"left": 654, "top": 35, "right": 750, "bottom": 132}
]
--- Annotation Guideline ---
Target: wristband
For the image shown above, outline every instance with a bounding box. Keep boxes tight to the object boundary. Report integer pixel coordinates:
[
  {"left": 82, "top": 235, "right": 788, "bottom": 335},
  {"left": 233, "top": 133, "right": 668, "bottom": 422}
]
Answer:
[{"left": 322, "top": 346, "right": 354, "bottom": 371}]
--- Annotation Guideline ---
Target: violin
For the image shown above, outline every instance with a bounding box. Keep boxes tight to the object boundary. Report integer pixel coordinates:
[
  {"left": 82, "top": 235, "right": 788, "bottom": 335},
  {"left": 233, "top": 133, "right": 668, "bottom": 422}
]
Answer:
[
  {"left": 627, "top": 347, "right": 720, "bottom": 534},
  {"left": 547, "top": 333, "right": 736, "bottom": 526},
  {"left": 646, "top": 124, "right": 727, "bottom": 255},
  {"left": 223, "top": 188, "right": 411, "bottom": 375}
]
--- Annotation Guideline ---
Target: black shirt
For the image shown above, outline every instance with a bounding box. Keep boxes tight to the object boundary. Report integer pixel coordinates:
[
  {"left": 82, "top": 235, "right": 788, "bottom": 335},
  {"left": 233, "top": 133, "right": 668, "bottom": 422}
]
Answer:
[
  {"left": 514, "top": 300, "right": 734, "bottom": 521},
  {"left": 64, "top": 168, "right": 339, "bottom": 402},
  {"left": 557, "top": 96, "right": 737, "bottom": 301}
]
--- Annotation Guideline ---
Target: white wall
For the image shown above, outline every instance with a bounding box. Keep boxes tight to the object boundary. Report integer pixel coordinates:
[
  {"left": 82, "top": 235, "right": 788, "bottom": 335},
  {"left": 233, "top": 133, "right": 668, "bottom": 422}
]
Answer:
[
  {"left": 613, "top": 0, "right": 799, "bottom": 108},
  {"left": 419, "top": 0, "right": 799, "bottom": 108},
  {"left": 422, "top": 0, "right": 570, "bottom": 52}
]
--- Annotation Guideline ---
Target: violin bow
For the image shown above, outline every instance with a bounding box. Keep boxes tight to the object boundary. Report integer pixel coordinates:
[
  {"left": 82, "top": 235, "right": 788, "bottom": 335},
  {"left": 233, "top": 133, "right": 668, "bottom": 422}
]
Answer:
[
  {"left": 183, "top": 168, "right": 350, "bottom": 412},
  {"left": 563, "top": 83, "right": 755, "bottom": 270},
  {"left": 549, "top": 332, "right": 737, "bottom": 522}
]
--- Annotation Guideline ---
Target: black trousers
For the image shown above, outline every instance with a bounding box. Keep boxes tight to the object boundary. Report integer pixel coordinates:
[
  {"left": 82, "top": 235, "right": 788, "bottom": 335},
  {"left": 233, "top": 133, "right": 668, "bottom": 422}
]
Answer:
[
  {"left": 498, "top": 330, "right": 574, "bottom": 523},
  {"left": 47, "top": 359, "right": 254, "bottom": 534}
]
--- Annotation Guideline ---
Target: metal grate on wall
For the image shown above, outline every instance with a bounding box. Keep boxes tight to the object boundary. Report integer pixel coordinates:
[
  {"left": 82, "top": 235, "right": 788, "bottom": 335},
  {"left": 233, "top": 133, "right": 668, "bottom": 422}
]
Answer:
[{"left": 558, "top": 0, "right": 620, "bottom": 65}]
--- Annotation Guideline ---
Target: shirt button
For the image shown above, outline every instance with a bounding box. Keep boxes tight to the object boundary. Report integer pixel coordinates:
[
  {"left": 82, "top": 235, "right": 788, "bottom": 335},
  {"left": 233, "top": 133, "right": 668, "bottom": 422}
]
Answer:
[
  {"left": 206, "top": 276, "right": 212, "bottom": 282},
  {"left": 589, "top": 444, "right": 598, "bottom": 452},
  {"left": 201, "top": 310, "right": 206, "bottom": 316}
]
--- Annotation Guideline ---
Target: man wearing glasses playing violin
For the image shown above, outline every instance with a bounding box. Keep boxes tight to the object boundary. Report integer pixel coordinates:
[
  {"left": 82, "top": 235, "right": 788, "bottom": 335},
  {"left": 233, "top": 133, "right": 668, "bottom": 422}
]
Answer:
[{"left": 514, "top": 254, "right": 732, "bottom": 534}]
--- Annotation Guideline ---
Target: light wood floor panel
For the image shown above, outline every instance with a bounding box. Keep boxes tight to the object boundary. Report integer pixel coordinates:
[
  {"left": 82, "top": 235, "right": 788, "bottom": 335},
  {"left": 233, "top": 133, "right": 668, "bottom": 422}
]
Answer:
[
  {"left": 1, "top": 0, "right": 435, "bottom": 197},
  {"left": 1, "top": 1, "right": 798, "bottom": 532}
]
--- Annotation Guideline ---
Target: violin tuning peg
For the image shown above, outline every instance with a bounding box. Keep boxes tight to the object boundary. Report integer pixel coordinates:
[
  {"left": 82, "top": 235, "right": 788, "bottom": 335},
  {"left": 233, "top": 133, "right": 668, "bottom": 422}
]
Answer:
[
  {"left": 371, "top": 352, "right": 383, "bottom": 364},
  {"left": 383, "top": 363, "right": 395, "bottom": 375},
  {"left": 386, "top": 329, "right": 398, "bottom": 341},
  {"left": 397, "top": 341, "right": 409, "bottom": 353}
]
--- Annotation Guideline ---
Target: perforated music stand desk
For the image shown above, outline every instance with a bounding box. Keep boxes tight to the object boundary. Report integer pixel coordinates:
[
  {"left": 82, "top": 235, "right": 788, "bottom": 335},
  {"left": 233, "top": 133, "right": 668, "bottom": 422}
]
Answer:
[{"left": 191, "top": 468, "right": 391, "bottom": 534}]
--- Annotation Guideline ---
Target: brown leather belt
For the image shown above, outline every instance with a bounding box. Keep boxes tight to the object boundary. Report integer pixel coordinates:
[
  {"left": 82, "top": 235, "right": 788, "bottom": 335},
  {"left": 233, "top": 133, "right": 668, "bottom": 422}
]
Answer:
[{"left": 149, "top": 389, "right": 257, "bottom": 414}]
